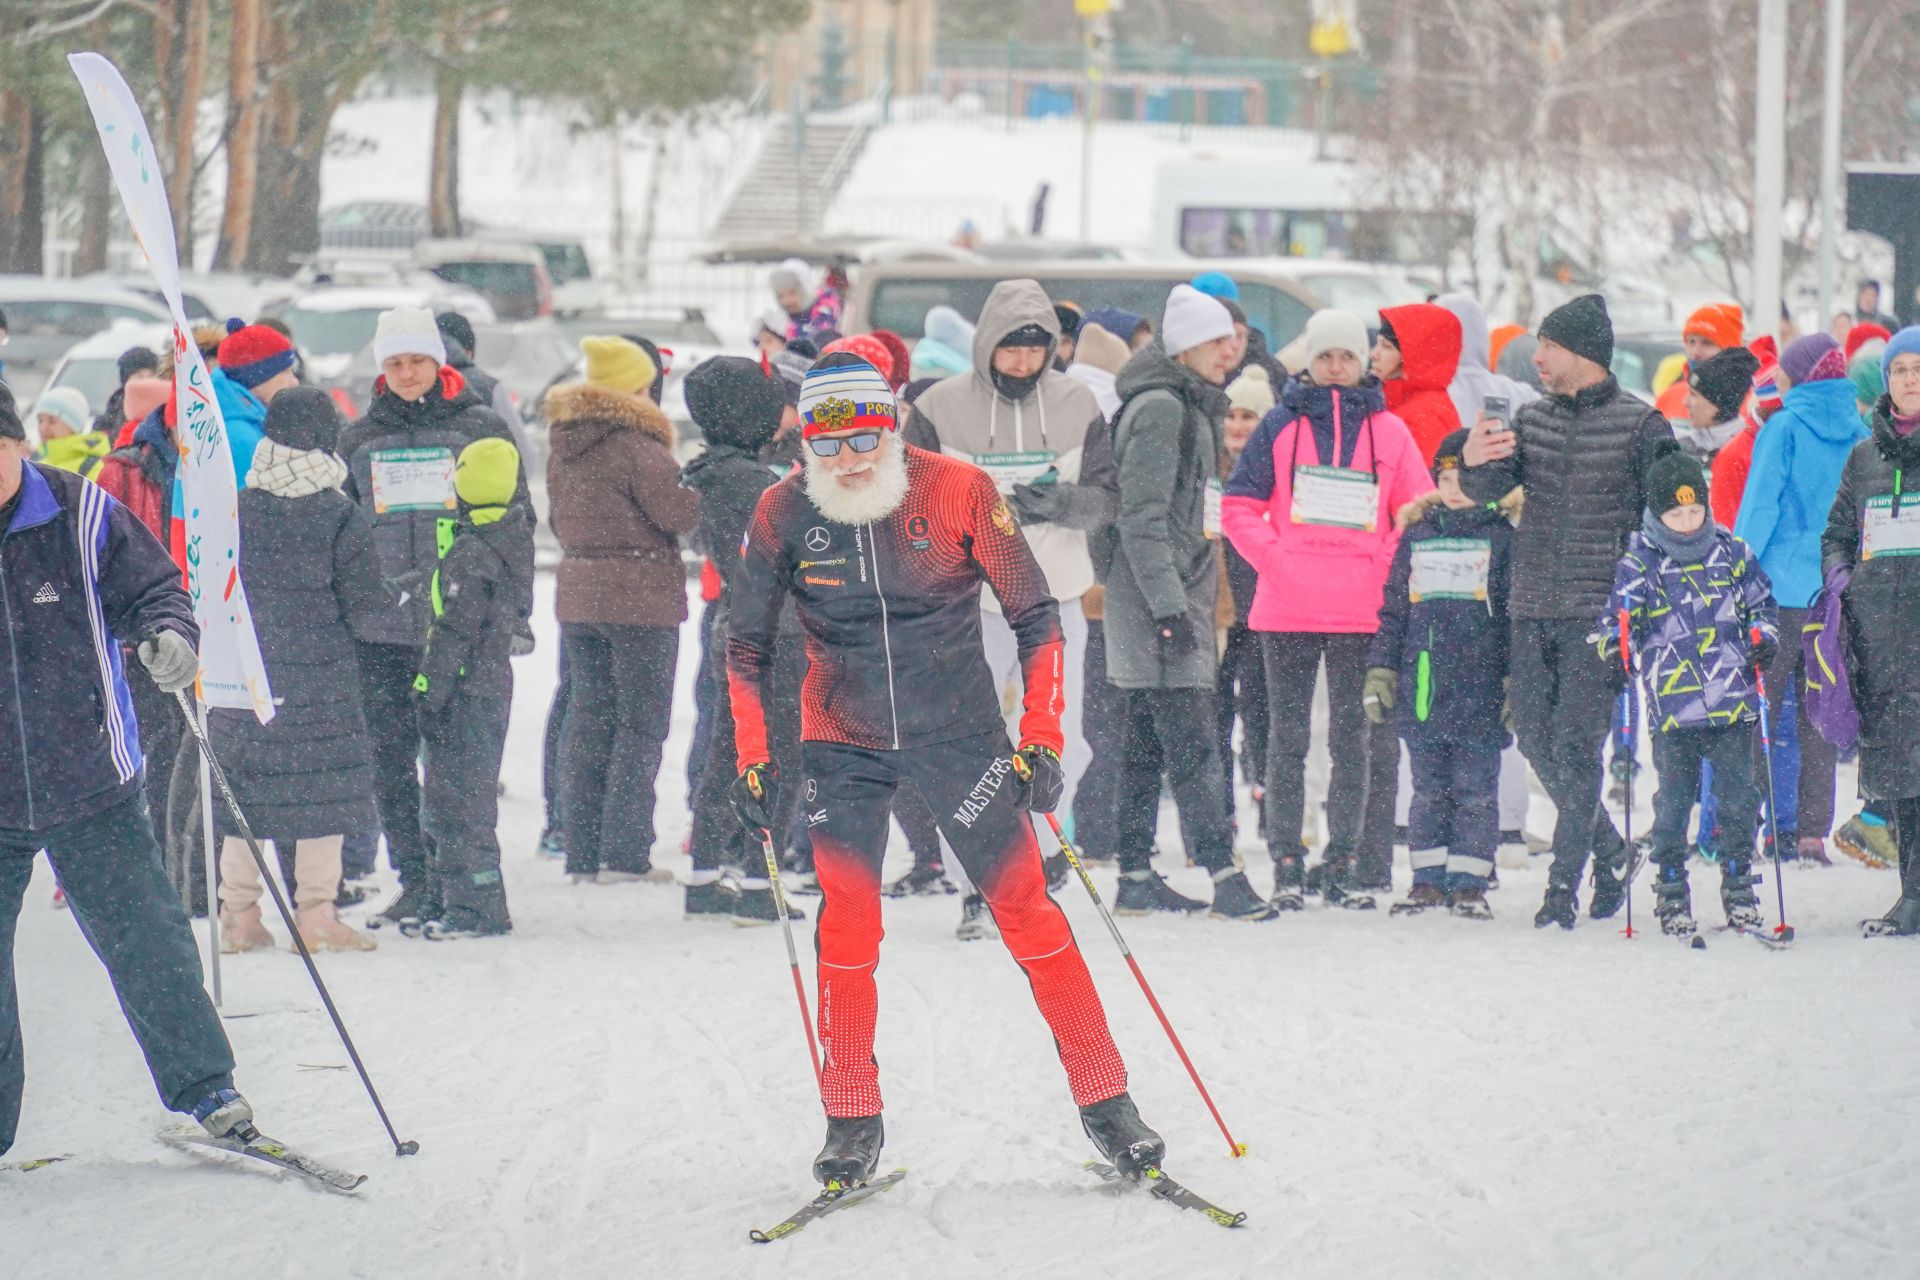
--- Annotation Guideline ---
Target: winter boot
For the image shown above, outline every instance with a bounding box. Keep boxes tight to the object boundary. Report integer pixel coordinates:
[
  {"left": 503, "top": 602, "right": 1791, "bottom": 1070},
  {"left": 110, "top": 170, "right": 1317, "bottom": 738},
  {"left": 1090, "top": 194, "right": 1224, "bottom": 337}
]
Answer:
[
  {"left": 813, "top": 1114, "right": 885, "bottom": 1187},
  {"left": 732, "top": 885, "right": 805, "bottom": 927},
  {"left": 1390, "top": 883, "right": 1447, "bottom": 917},
  {"left": 955, "top": 893, "right": 999, "bottom": 941},
  {"left": 1321, "top": 856, "right": 1377, "bottom": 911},
  {"left": 1720, "top": 869, "right": 1765, "bottom": 931},
  {"left": 1269, "top": 853, "right": 1306, "bottom": 911},
  {"left": 291, "top": 903, "right": 377, "bottom": 953},
  {"left": 1079, "top": 1091, "right": 1165, "bottom": 1176},
  {"left": 1209, "top": 870, "right": 1279, "bottom": 922},
  {"left": 1651, "top": 875, "right": 1697, "bottom": 936},
  {"left": 1114, "top": 870, "right": 1208, "bottom": 917},
  {"left": 367, "top": 881, "right": 438, "bottom": 933},
  {"left": 536, "top": 828, "right": 566, "bottom": 860},
  {"left": 1793, "top": 836, "right": 1834, "bottom": 867},
  {"left": 1449, "top": 889, "right": 1493, "bottom": 920},
  {"left": 683, "top": 881, "right": 735, "bottom": 922},
  {"left": 190, "top": 1087, "right": 257, "bottom": 1141},
  {"left": 884, "top": 863, "right": 959, "bottom": 898},
  {"left": 219, "top": 905, "right": 275, "bottom": 953},
  {"left": 1534, "top": 885, "right": 1577, "bottom": 931},
  {"left": 420, "top": 905, "right": 512, "bottom": 941},
  {"left": 1863, "top": 895, "right": 1920, "bottom": 938},
  {"left": 1588, "top": 837, "right": 1634, "bottom": 920},
  {"left": 1834, "top": 815, "right": 1898, "bottom": 869}
]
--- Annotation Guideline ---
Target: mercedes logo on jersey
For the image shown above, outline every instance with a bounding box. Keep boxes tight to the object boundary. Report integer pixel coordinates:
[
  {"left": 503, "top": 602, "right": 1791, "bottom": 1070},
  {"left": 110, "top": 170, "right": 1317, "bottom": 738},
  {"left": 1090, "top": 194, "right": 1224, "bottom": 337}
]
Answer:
[{"left": 804, "top": 527, "right": 831, "bottom": 553}]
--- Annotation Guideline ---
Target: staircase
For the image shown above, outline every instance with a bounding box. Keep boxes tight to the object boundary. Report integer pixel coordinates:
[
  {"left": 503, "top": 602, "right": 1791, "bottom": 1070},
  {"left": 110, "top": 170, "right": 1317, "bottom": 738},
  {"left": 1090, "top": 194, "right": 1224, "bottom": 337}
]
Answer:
[{"left": 711, "top": 115, "right": 873, "bottom": 243}]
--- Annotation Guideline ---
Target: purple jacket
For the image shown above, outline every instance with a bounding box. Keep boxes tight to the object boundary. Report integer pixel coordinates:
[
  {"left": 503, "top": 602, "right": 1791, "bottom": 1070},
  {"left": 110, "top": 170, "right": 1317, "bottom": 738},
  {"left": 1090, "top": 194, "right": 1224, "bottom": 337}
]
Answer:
[{"left": 1801, "top": 563, "right": 1860, "bottom": 752}]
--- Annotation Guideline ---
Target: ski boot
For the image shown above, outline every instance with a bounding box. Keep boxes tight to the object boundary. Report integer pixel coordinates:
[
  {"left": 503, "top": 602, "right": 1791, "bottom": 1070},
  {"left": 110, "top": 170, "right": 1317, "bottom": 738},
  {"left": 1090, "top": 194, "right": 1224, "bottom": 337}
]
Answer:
[
  {"left": 1534, "top": 884, "right": 1577, "bottom": 931},
  {"left": 1720, "top": 869, "right": 1765, "bottom": 931},
  {"left": 733, "top": 885, "right": 806, "bottom": 927},
  {"left": 1793, "top": 836, "right": 1834, "bottom": 867},
  {"left": 1390, "top": 882, "right": 1446, "bottom": 917},
  {"left": 1321, "top": 856, "right": 1377, "bottom": 911},
  {"left": 1449, "top": 888, "right": 1493, "bottom": 920},
  {"left": 366, "top": 881, "right": 438, "bottom": 934},
  {"left": 1834, "top": 815, "right": 1898, "bottom": 870},
  {"left": 1079, "top": 1091, "right": 1165, "bottom": 1176},
  {"left": 292, "top": 903, "right": 376, "bottom": 952},
  {"left": 190, "top": 1087, "right": 257, "bottom": 1142},
  {"left": 1114, "top": 870, "right": 1208, "bottom": 917},
  {"left": 219, "top": 905, "right": 276, "bottom": 953},
  {"left": 1208, "top": 870, "right": 1278, "bottom": 922},
  {"left": 683, "top": 880, "right": 735, "bottom": 922},
  {"left": 1862, "top": 895, "right": 1920, "bottom": 938},
  {"left": 1269, "top": 853, "right": 1306, "bottom": 911},
  {"left": 884, "top": 862, "right": 958, "bottom": 898},
  {"left": 813, "top": 1114, "right": 884, "bottom": 1187},
  {"left": 1654, "top": 876, "right": 1696, "bottom": 938},
  {"left": 955, "top": 893, "right": 998, "bottom": 941}
]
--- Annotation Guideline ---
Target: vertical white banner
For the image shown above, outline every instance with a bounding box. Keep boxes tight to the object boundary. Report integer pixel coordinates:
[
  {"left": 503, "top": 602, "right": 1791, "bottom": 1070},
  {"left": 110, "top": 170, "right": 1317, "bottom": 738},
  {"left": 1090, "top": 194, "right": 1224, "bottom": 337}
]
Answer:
[{"left": 68, "top": 52, "right": 274, "bottom": 722}]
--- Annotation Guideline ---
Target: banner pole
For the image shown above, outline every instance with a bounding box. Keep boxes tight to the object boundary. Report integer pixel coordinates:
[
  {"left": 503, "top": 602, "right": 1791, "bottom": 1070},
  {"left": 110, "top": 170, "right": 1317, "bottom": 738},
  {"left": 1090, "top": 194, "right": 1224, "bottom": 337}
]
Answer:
[{"left": 198, "top": 698, "right": 222, "bottom": 1005}]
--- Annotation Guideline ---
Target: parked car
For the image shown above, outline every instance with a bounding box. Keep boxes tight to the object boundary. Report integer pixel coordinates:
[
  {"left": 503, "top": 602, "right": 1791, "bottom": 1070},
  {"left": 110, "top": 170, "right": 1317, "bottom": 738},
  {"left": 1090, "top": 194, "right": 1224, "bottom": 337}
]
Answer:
[
  {"left": 41, "top": 321, "right": 173, "bottom": 423},
  {"left": 0, "top": 277, "right": 171, "bottom": 402},
  {"left": 338, "top": 316, "right": 580, "bottom": 424},
  {"left": 266, "top": 284, "right": 495, "bottom": 397},
  {"left": 81, "top": 272, "right": 298, "bottom": 327},
  {"left": 415, "top": 238, "right": 554, "bottom": 321}
]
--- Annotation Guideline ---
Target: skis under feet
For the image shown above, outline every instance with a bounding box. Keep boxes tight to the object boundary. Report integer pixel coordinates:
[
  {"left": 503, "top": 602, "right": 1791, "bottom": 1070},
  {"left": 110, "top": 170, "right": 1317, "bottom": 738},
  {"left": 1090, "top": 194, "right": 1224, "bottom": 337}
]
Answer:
[
  {"left": 1085, "top": 1161, "right": 1247, "bottom": 1228},
  {"left": 749, "top": 1169, "right": 908, "bottom": 1243},
  {"left": 1721, "top": 923, "right": 1794, "bottom": 950},
  {"left": 162, "top": 1126, "right": 366, "bottom": 1193}
]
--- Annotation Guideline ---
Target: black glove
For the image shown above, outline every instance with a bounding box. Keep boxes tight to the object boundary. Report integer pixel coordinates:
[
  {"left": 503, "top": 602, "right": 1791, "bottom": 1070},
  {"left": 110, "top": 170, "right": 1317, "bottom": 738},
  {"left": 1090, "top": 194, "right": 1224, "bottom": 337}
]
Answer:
[
  {"left": 1751, "top": 633, "right": 1779, "bottom": 673},
  {"left": 729, "top": 762, "right": 778, "bottom": 834},
  {"left": 1154, "top": 613, "right": 1201, "bottom": 660},
  {"left": 1009, "top": 480, "right": 1068, "bottom": 524},
  {"left": 1014, "top": 745, "right": 1065, "bottom": 814}
]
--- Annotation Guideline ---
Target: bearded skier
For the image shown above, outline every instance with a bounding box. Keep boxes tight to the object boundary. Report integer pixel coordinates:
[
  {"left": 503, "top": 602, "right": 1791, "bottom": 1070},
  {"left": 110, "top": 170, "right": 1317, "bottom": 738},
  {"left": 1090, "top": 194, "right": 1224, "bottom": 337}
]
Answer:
[{"left": 725, "top": 353, "right": 1162, "bottom": 1188}]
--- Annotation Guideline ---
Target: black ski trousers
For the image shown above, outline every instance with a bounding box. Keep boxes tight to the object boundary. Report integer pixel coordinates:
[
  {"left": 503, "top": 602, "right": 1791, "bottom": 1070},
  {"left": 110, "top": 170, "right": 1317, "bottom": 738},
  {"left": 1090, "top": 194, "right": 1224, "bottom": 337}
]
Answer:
[
  {"left": 1115, "top": 688, "right": 1235, "bottom": 875},
  {"left": 1262, "top": 631, "right": 1395, "bottom": 884},
  {"left": 0, "top": 793, "right": 235, "bottom": 1156},
  {"left": 561, "top": 622, "right": 679, "bottom": 877},
  {"left": 422, "top": 676, "right": 513, "bottom": 928},
  {"left": 1509, "top": 618, "right": 1627, "bottom": 894},
  {"left": 357, "top": 641, "right": 431, "bottom": 888}
]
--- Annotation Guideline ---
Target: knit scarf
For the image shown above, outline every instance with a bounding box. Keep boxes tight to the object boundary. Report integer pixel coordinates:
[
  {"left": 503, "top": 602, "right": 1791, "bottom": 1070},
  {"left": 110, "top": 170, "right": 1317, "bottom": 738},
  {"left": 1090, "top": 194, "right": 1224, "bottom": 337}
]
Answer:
[
  {"left": 246, "top": 437, "right": 347, "bottom": 497},
  {"left": 1682, "top": 417, "right": 1743, "bottom": 458},
  {"left": 1640, "top": 508, "right": 1720, "bottom": 564}
]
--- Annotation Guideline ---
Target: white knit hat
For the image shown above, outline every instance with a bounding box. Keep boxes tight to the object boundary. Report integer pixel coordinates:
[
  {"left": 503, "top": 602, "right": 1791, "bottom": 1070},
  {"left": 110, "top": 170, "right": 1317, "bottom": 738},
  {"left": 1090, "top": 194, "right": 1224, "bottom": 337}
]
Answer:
[
  {"left": 1161, "top": 284, "right": 1236, "bottom": 357},
  {"left": 1302, "top": 309, "right": 1370, "bottom": 367},
  {"left": 32, "top": 386, "right": 91, "bottom": 436},
  {"left": 1225, "top": 364, "right": 1275, "bottom": 416},
  {"left": 373, "top": 306, "right": 448, "bottom": 366}
]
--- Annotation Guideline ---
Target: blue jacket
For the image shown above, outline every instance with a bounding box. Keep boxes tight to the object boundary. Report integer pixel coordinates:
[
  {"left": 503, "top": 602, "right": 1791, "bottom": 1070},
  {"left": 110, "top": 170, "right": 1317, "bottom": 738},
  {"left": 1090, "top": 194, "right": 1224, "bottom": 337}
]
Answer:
[
  {"left": 0, "top": 460, "right": 197, "bottom": 831},
  {"left": 211, "top": 369, "right": 266, "bottom": 480},
  {"left": 1605, "top": 524, "right": 1778, "bottom": 733},
  {"left": 1733, "top": 376, "right": 1868, "bottom": 608},
  {"left": 1368, "top": 501, "right": 1513, "bottom": 745}
]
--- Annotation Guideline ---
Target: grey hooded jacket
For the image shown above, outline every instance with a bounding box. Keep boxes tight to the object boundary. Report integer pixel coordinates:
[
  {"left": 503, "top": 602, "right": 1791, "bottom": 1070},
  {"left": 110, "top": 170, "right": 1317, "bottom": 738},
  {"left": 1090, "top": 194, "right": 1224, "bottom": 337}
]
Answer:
[{"left": 1436, "top": 292, "right": 1540, "bottom": 428}]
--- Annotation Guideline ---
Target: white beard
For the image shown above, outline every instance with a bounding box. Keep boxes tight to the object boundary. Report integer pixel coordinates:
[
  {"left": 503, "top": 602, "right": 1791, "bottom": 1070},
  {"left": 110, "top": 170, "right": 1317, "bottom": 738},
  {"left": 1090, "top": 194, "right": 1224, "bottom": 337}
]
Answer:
[{"left": 804, "top": 438, "right": 910, "bottom": 525}]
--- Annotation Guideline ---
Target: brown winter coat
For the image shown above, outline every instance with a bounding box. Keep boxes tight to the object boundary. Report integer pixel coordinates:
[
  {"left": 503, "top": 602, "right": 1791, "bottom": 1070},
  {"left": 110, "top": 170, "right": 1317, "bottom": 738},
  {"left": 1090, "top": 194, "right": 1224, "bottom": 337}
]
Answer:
[{"left": 546, "top": 383, "right": 698, "bottom": 628}]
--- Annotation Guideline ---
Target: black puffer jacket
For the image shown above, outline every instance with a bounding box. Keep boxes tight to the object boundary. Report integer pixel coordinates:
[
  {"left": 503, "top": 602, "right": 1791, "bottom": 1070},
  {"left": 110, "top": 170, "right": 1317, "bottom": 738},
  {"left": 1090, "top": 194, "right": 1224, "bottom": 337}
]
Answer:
[
  {"left": 1460, "top": 375, "right": 1674, "bottom": 620},
  {"left": 337, "top": 367, "right": 523, "bottom": 647},
  {"left": 1821, "top": 402, "right": 1920, "bottom": 801},
  {"left": 208, "top": 489, "right": 392, "bottom": 841}
]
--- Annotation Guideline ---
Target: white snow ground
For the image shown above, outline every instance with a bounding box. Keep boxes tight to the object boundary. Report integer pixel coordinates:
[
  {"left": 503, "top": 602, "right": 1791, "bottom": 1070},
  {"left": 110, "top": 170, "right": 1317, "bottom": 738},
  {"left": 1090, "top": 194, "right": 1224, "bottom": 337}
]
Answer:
[{"left": 9, "top": 572, "right": 1916, "bottom": 1279}]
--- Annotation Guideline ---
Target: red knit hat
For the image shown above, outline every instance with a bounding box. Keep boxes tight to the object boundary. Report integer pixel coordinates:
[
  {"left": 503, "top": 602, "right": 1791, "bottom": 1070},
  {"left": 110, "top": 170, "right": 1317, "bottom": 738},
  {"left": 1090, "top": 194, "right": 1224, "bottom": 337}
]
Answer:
[
  {"left": 216, "top": 318, "right": 297, "bottom": 390},
  {"left": 1845, "top": 322, "right": 1893, "bottom": 362},
  {"left": 820, "top": 334, "right": 898, "bottom": 388},
  {"left": 870, "top": 330, "right": 913, "bottom": 392}
]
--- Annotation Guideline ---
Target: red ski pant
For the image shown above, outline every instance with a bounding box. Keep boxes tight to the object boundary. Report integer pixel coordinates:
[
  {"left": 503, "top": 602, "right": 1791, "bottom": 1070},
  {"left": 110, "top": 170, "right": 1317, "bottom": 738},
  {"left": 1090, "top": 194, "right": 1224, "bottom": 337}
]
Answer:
[{"left": 801, "top": 733, "right": 1128, "bottom": 1118}]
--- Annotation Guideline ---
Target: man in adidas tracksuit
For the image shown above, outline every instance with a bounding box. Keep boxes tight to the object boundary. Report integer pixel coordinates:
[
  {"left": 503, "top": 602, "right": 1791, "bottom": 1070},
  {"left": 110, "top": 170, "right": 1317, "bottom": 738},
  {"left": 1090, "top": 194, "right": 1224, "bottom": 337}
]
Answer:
[
  {"left": 726, "top": 354, "right": 1162, "bottom": 1188},
  {"left": 0, "top": 383, "right": 257, "bottom": 1155}
]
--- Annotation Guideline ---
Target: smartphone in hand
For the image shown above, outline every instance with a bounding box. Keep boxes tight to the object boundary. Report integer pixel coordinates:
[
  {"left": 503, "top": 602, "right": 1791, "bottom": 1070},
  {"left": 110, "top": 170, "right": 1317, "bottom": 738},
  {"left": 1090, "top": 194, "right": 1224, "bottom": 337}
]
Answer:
[{"left": 1482, "top": 395, "right": 1512, "bottom": 434}]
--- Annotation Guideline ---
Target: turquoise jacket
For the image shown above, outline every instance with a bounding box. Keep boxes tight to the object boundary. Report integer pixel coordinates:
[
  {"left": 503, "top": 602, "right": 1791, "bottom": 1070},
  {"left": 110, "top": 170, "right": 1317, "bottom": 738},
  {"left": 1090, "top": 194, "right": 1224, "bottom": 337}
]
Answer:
[{"left": 1733, "top": 376, "right": 1868, "bottom": 609}]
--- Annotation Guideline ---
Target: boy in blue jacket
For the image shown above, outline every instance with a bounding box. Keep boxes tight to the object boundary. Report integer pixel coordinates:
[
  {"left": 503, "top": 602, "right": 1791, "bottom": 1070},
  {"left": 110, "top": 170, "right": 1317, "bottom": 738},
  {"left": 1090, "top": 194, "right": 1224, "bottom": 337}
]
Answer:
[
  {"left": 1599, "top": 452, "right": 1779, "bottom": 938},
  {"left": 1365, "top": 429, "right": 1514, "bottom": 919}
]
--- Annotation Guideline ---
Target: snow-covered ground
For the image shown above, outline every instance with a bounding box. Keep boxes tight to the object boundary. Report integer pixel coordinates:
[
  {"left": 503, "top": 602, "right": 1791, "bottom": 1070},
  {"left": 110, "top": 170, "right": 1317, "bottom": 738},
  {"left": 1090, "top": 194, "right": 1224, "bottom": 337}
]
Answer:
[{"left": 11, "top": 573, "right": 1916, "bottom": 1278}]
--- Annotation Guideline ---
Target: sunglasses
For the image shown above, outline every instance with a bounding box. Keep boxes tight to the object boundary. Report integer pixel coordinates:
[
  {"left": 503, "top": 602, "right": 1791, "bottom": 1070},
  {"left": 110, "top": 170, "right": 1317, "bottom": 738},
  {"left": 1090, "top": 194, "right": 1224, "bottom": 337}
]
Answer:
[{"left": 807, "top": 431, "right": 884, "bottom": 458}]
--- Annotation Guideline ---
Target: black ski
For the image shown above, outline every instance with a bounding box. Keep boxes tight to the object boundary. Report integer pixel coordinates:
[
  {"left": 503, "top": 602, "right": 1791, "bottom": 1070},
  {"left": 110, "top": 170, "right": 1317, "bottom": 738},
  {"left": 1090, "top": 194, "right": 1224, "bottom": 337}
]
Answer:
[
  {"left": 1085, "top": 1161, "right": 1247, "bottom": 1228},
  {"left": 749, "top": 1169, "right": 907, "bottom": 1243},
  {"left": 1, "top": 1154, "right": 71, "bottom": 1173},
  {"left": 163, "top": 1127, "right": 366, "bottom": 1193}
]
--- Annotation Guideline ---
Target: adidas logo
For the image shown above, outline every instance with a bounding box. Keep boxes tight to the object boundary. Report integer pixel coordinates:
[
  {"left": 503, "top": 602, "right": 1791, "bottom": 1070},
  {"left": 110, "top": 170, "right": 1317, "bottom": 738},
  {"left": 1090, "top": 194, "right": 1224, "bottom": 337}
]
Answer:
[{"left": 30, "top": 583, "right": 60, "bottom": 605}]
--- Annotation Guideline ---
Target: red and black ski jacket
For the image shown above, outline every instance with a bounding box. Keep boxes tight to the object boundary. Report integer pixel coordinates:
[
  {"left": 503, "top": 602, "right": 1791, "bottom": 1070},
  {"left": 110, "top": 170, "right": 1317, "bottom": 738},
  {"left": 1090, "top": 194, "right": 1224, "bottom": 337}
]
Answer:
[{"left": 727, "top": 445, "right": 1065, "bottom": 765}]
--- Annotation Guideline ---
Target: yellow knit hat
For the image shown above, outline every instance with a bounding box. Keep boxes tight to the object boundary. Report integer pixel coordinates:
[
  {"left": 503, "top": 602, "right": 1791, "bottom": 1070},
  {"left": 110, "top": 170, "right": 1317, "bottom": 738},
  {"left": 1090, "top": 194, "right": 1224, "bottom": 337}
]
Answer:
[
  {"left": 581, "top": 336, "right": 657, "bottom": 396},
  {"left": 454, "top": 437, "right": 520, "bottom": 508}
]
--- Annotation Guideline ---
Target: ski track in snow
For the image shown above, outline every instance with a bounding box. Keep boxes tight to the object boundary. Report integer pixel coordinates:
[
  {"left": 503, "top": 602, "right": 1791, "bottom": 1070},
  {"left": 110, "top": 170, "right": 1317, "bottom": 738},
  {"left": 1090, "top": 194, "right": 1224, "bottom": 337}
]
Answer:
[{"left": 9, "top": 574, "right": 1918, "bottom": 1278}]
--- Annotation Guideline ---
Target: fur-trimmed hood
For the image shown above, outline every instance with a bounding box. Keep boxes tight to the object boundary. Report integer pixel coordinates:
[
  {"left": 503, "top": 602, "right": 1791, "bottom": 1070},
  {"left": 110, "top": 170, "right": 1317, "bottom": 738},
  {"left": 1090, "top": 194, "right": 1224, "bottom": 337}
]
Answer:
[{"left": 545, "top": 382, "right": 677, "bottom": 453}]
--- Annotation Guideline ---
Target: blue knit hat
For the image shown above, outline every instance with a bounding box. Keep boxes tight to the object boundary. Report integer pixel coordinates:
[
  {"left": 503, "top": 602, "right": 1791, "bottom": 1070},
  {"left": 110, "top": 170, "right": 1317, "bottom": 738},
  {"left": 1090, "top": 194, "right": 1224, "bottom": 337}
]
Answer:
[
  {"left": 1190, "top": 271, "right": 1240, "bottom": 301},
  {"left": 1881, "top": 325, "right": 1920, "bottom": 385}
]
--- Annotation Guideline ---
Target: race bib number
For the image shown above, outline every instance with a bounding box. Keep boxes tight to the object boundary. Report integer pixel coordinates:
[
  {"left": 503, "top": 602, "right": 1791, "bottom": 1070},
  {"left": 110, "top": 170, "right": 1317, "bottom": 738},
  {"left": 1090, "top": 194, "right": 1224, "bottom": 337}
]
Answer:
[
  {"left": 1862, "top": 495, "right": 1920, "bottom": 560},
  {"left": 1290, "top": 465, "right": 1380, "bottom": 531},
  {"left": 1204, "top": 478, "right": 1223, "bottom": 540},
  {"left": 974, "top": 450, "right": 1057, "bottom": 496},
  {"left": 1409, "top": 538, "right": 1493, "bottom": 602},
  {"left": 369, "top": 446, "right": 457, "bottom": 515}
]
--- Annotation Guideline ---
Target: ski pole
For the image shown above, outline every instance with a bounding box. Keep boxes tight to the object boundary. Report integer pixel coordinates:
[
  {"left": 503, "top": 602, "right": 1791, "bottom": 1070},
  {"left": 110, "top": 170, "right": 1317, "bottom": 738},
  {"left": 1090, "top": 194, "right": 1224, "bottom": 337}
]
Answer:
[
  {"left": 1013, "top": 760, "right": 1247, "bottom": 1160},
  {"left": 174, "top": 690, "right": 420, "bottom": 1158},
  {"left": 756, "top": 827, "right": 824, "bottom": 1096},
  {"left": 1751, "top": 628, "right": 1795, "bottom": 940},
  {"left": 1616, "top": 609, "right": 1639, "bottom": 940}
]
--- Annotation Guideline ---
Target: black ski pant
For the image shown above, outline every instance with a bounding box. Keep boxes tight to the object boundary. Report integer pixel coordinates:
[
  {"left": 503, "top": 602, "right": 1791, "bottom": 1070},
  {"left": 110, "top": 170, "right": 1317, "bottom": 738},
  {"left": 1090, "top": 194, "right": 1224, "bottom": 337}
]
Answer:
[
  {"left": 561, "top": 622, "right": 678, "bottom": 877},
  {"left": 0, "top": 793, "right": 235, "bottom": 1156},
  {"left": 541, "top": 637, "right": 572, "bottom": 838},
  {"left": 1261, "top": 631, "right": 1395, "bottom": 884},
  {"left": 356, "top": 641, "right": 430, "bottom": 889},
  {"left": 422, "top": 676, "right": 513, "bottom": 928},
  {"left": 1509, "top": 618, "right": 1628, "bottom": 895},
  {"left": 1759, "top": 606, "right": 1837, "bottom": 840},
  {"left": 1217, "top": 623, "right": 1269, "bottom": 824},
  {"left": 1897, "top": 796, "right": 1920, "bottom": 895},
  {"left": 1650, "top": 724, "right": 1757, "bottom": 893},
  {"left": 1114, "top": 687, "right": 1235, "bottom": 876},
  {"left": 1074, "top": 619, "right": 1125, "bottom": 861}
]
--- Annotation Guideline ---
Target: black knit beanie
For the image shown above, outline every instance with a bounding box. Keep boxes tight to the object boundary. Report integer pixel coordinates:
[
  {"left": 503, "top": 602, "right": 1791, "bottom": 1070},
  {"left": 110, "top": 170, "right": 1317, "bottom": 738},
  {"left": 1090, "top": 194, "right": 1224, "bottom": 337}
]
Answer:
[
  {"left": 1431, "top": 427, "right": 1470, "bottom": 483},
  {"left": 1687, "top": 347, "right": 1761, "bottom": 422},
  {"left": 1646, "top": 449, "right": 1708, "bottom": 516},
  {"left": 0, "top": 382, "right": 24, "bottom": 442},
  {"left": 262, "top": 386, "right": 345, "bottom": 454},
  {"left": 1537, "top": 293, "right": 1614, "bottom": 370}
]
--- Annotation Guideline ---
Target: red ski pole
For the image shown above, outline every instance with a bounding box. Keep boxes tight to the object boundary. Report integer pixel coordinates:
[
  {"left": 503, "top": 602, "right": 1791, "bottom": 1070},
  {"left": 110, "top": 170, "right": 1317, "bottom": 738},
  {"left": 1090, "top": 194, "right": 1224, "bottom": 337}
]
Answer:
[
  {"left": 1617, "top": 608, "right": 1638, "bottom": 940},
  {"left": 757, "top": 827, "right": 824, "bottom": 1096},
  {"left": 1014, "top": 759, "right": 1247, "bottom": 1159}
]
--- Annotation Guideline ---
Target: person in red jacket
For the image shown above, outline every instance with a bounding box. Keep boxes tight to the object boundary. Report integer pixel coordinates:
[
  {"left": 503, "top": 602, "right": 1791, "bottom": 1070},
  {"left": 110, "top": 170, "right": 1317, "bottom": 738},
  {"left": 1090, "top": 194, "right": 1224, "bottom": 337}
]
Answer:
[
  {"left": 1373, "top": 303, "right": 1463, "bottom": 463},
  {"left": 726, "top": 353, "right": 1159, "bottom": 1189},
  {"left": 1708, "top": 337, "right": 1783, "bottom": 528}
]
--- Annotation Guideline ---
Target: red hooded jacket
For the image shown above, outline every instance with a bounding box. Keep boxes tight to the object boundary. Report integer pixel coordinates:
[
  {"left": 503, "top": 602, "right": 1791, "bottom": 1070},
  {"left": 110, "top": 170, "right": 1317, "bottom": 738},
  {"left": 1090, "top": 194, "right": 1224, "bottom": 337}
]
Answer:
[{"left": 1379, "top": 303, "right": 1463, "bottom": 464}]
